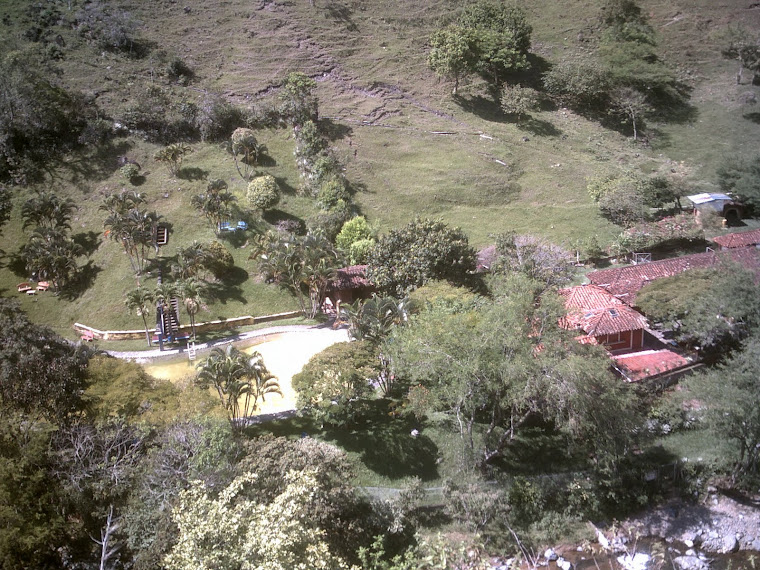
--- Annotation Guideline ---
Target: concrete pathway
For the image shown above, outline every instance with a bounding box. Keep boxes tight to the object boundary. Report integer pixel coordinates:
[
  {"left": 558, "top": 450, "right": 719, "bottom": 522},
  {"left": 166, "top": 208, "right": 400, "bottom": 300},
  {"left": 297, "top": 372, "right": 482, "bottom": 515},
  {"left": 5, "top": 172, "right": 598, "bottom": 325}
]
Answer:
[{"left": 107, "top": 322, "right": 345, "bottom": 362}]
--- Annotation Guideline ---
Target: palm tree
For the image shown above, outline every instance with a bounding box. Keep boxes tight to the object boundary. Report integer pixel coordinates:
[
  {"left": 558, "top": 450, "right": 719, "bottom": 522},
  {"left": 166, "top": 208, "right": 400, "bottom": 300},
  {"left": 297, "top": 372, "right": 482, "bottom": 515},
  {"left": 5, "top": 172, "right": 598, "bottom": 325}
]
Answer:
[
  {"left": 178, "top": 278, "right": 205, "bottom": 339},
  {"left": 195, "top": 346, "right": 280, "bottom": 424},
  {"left": 100, "top": 190, "right": 146, "bottom": 217},
  {"left": 104, "top": 210, "right": 139, "bottom": 275},
  {"left": 191, "top": 180, "right": 237, "bottom": 233},
  {"left": 245, "top": 350, "right": 280, "bottom": 415},
  {"left": 172, "top": 241, "right": 208, "bottom": 280},
  {"left": 21, "top": 228, "right": 82, "bottom": 293},
  {"left": 21, "top": 191, "right": 76, "bottom": 231},
  {"left": 125, "top": 288, "right": 155, "bottom": 347},
  {"left": 154, "top": 143, "right": 192, "bottom": 176}
]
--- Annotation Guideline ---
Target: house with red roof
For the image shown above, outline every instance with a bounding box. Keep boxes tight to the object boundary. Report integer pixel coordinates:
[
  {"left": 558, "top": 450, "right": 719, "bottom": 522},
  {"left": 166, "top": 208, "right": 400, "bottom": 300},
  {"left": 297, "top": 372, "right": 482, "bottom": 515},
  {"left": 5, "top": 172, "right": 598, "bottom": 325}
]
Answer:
[
  {"left": 711, "top": 228, "right": 760, "bottom": 250},
  {"left": 586, "top": 246, "right": 760, "bottom": 305},
  {"left": 559, "top": 285, "right": 648, "bottom": 353},
  {"left": 560, "top": 284, "right": 692, "bottom": 382}
]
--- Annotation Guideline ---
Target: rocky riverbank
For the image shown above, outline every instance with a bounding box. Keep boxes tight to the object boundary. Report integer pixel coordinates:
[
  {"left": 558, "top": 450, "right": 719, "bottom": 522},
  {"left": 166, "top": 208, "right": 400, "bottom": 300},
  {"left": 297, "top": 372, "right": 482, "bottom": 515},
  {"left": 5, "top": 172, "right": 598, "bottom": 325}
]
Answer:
[{"left": 621, "top": 490, "right": 760, "bottom": 554}]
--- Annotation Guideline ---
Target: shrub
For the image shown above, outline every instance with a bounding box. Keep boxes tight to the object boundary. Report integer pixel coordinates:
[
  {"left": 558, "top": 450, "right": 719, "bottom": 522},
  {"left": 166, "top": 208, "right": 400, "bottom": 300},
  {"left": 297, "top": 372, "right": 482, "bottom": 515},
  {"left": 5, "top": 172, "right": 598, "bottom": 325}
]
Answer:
[
  {"left": 203, "top": 241, "right": 234, "bottom": 278},
  {"left": 246, "top": 175, "right": 280, "bottom": 212},
  {"left": 317, "top": 177, "right": 350, "bottom": 211},
  {"left": 166, "top": 57, "right": 193, "bottom": 83},
  {"left": 120, "top": 163, "right": 140, "bottom": 183},
  {"left": 348, "top": 238, "right": 375, "bottom": 265}
]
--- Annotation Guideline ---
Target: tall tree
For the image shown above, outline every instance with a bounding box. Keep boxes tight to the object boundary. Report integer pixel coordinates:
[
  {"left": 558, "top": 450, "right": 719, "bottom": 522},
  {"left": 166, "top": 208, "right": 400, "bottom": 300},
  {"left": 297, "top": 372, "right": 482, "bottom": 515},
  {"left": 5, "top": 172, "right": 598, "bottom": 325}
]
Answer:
[
  {"left": 230, "top": 128, "right": 263, "bottom": 181},
  {"left": 191, "top": 179, "right": 236, "bottom": 233},
  {"left": 256, "top": 229, "right": 342, "bottom": 318},
  {"left": 125, "top": 288, "right": 155, "bottom": 347},
  {"left": 164, "top": 470, "right": 354, "bottom": 570},
  {"left": 685, "top": 337, "right": 760, "bottom": 485},
  {"left": 21, "top": 190, "right": 76, "bottom": 231},
  {"left": 0, "top": 299, "right": 91, "bottom": 423},
  {"left": 178, "top": 278, "right": 205, "bottom": 339},
  {"left": 428, "top": 25, "right": 474, "bottom": 95},
  {"left": 367, "top": 217, "right": 476, "bottom": 296},
  {"left": 278, "top": 72, "right": 318, "bottom": 128},
  {"left": 195, "top": 346, "right": 280, "bottom": 424},
  {"left": 20, "top": 227, "right": 83, "bottom": 292}
]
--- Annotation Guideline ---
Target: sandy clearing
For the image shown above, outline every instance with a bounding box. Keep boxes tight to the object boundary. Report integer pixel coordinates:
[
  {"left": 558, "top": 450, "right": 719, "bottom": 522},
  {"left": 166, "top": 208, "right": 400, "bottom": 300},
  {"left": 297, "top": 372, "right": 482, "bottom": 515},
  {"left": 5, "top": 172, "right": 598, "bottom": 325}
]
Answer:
[{"left": 143, "top": 327, "right": 350, "bottom": 416}]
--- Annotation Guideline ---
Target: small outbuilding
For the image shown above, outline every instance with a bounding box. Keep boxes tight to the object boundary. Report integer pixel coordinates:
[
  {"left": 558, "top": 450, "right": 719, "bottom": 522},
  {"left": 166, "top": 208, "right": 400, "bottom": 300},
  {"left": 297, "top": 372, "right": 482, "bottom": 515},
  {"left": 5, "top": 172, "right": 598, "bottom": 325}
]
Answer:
[
  {"left": 323, "top": 265, "right": 375, "bottom": 313},
  {"left": 686, "top": 193, "right": 743, "bottom": 224}
]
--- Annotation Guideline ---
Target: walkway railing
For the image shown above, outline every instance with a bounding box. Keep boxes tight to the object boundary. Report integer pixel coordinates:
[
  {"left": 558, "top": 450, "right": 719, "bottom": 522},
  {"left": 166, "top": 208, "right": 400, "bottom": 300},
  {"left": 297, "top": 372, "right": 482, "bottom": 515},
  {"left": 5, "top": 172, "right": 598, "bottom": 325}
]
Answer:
[{"left": 74, "top": 310, "right": 303, "bottom": 341}]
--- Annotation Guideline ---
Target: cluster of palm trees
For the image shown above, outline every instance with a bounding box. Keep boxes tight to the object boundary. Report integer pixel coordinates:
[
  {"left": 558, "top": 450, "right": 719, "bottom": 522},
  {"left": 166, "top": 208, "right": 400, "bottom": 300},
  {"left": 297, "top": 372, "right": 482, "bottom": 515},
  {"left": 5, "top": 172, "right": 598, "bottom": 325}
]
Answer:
[
  {"left": 256, "top": 229, "right": 342, "bottom": 319},
  {"left": 190, "top": 179, "right": 237, "bottom": 234},
  {"left": 20, "top": 191, "right": 82, "bottom": 293},
  {"left": 102, "top": 190, "right": 165, "bottom": 278},
  {"left": 125, "top": 278, "right": 205, "bottom": 347},
  {"left": 195, "top": 345, "right": 281, "bottom": 425}
]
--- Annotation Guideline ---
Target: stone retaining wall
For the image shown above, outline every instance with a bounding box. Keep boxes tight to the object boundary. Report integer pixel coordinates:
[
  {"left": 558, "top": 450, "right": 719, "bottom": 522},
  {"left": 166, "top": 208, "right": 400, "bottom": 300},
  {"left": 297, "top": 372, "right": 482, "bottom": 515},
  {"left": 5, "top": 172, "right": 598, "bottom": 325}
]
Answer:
[{"left": 74, "top": 311, "right": 303, "bottom": 341}]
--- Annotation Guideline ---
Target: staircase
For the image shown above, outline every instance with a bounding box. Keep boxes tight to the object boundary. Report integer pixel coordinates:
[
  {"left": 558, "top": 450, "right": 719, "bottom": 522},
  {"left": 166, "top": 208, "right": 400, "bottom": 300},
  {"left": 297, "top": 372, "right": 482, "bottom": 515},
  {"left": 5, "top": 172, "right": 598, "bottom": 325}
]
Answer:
[
  {"left": 155, "top": 225, "right": 168, "bottom": 246},
  {"left": 157, "top": 298, "right": 181, "bottom": 339}
]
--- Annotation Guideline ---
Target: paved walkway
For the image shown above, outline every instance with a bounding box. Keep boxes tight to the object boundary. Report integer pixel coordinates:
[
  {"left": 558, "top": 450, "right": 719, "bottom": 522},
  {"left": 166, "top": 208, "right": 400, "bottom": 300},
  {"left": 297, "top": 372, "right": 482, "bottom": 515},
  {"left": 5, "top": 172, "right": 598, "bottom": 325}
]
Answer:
[{"left": 107, "top": 322, "right": 343, "bottom": 362}]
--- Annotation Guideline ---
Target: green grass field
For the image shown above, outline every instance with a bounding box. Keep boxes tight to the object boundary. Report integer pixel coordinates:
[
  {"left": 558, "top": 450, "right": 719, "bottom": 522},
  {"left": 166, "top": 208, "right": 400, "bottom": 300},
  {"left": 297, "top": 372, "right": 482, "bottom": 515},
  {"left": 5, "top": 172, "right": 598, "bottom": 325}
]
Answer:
[{"left": 1, "top": 0, "right": 759, "bottom": 337}]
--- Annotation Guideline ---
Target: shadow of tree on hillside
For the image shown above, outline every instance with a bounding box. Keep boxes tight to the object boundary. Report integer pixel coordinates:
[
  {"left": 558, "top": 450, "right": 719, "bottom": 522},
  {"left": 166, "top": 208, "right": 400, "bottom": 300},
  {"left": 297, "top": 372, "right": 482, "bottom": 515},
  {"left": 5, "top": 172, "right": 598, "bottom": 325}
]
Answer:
[
  {"left": 273, "top": 176, "right": 298, "bottom": 196},
  {"left": 60, "top": 261, "right": 101, "bottom": 300},
  {"left": 323, "top": 401, "right": 440, "bottom": 481},
  {"left": 204, "top": 268, "right": 247, "bottom": 305},
  {"left": 61, "top": 139, "right": 134, "bottom": 188},
  {"left": 7, "top": 251, "right": 28, "bottom": 278},
  {"left": 744, "top": 112, "right": 760, "bottom": 124},
  {"left": 178, "top": 166, "right": 208, "bottom": 181},
  {"left": 518, "top": 116, "right": 562, "bottom": 137},
  {"left": 72, "top": 231, "right": 102, "bottom": 257},
  {"left": 324, "top": 2, "right": 358, "bottom": 32},
  {"left": 454, "top": 93, "right": 503, "bottom": 123},
  {"left": 319, "top": 118, "right": 353, "bottom": 142},
  {"left": 263, "top": 210, "right": 306, "bottom": 234},
  {"left": 257, "top": 152, "right": 277, "bottom": 168}
]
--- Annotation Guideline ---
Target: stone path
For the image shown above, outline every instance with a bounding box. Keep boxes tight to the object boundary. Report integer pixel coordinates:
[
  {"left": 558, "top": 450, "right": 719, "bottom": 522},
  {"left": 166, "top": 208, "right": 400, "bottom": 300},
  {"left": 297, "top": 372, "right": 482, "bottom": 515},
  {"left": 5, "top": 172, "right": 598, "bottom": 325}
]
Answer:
[{"left": 107, "top": 322, "right": 342, "bottom": 362}]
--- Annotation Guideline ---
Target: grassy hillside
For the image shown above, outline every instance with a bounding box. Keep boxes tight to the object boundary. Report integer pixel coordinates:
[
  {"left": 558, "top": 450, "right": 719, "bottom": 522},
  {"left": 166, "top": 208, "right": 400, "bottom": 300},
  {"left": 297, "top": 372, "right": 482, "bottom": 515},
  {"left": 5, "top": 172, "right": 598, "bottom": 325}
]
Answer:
[{"left": 1, "top": 0, "right": 758, "bottom": 336}]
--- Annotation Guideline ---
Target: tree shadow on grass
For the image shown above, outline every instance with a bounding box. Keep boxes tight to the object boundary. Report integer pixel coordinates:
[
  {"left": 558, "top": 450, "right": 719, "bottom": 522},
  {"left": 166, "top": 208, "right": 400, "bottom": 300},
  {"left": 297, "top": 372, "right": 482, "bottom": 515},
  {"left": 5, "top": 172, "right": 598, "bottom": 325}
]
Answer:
[
  {"left": 518, "top": 116, "right": 562, "bottom": 137},
  {"left": 323, "top": 401, "right": 440, "bottom": 482},
  {"left": 493, "top": 426, "right": 585, "bottom": 476},
  {"left": 454, "top": 93, "right": 504, "bottom": 123},
  {"left": 204, "top": 266, "right": 248, "bottom": 305},
  {"left": 263, "top": 209, "right": 306, "bottom": 234},
  {"left": 7, "top": 250, "right": 28, "bottom": 278},
  {"left": 274, "top": 176, "right": 298, "bottom": 196},
  {"left": 177, "top": 166, "right": 209, "bottom": 181},
  {"left": 60, "top": 261, "right": 102, "bottom": 300},
  {"left": 59, "top": 139, "right": 134, "bottom": 189},
  {"left": 71, "top": 230, "right": 102, "bottom": 257},
  {"left": 319, "top": 118, "right": 354, "bottom": 142}
]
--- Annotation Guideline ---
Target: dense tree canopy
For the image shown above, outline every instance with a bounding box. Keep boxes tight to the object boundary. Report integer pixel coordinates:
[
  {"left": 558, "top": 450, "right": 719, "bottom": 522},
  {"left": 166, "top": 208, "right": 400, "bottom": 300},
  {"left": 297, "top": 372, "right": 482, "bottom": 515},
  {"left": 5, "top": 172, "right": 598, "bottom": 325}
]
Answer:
[
  {"left": 367, "top": 217, "right": 477, "bottom": 296},
  {"left": 428, "top": 1, "right": 532, "bottom": 90},
  {"left": 389, "top": 274, "right": 640, "bottom": 467},
  {"left": 717, "top": 154, "right": 760, "bottom": 212},
  {"left": 0, "top": 299, "right": 91, "bottom": 422},
  {"left": 686, "top": 337, "right": 760, "bottom": 485}
]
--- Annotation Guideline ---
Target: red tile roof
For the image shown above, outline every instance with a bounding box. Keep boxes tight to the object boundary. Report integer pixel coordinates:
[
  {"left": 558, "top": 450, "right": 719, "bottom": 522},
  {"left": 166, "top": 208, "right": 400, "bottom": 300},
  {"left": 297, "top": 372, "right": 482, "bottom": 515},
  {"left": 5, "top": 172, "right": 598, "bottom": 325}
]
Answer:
[
  {"left": 326, "top": 265, "right": 372, "bottom": 292},
  {"left": 586, "top": 247, "right": 760, "bottom": 304},
  {"left": 560, "top": 285, "right": 648, "bottom": 336},
  {"left": 612, "top": 349, "right": 691, "bottom": 382},
  {"left": 711, "top": 228, "right": 760, "bottom": 249}
]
